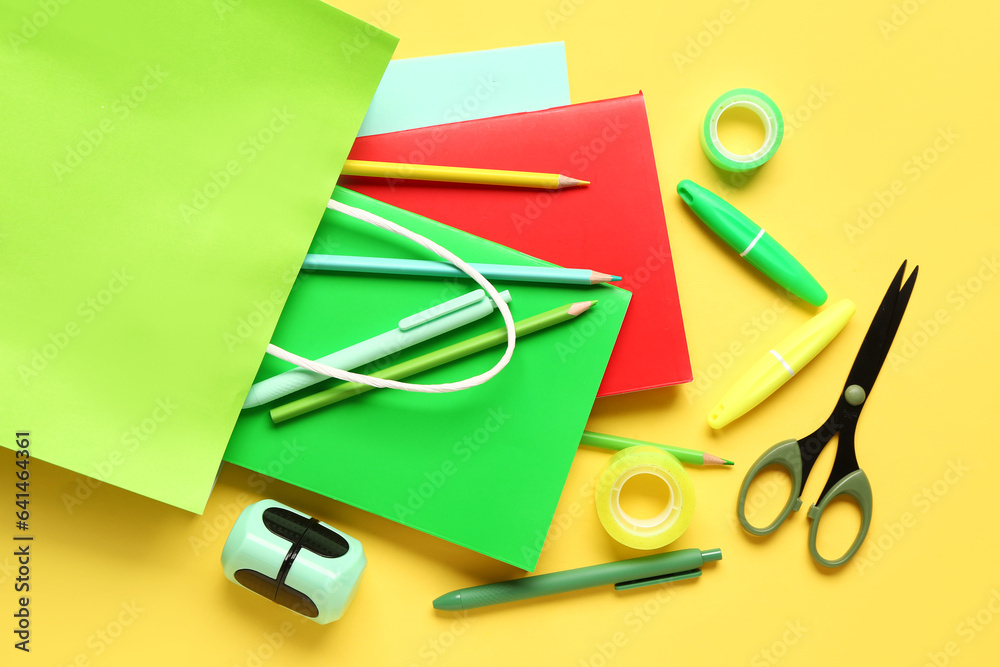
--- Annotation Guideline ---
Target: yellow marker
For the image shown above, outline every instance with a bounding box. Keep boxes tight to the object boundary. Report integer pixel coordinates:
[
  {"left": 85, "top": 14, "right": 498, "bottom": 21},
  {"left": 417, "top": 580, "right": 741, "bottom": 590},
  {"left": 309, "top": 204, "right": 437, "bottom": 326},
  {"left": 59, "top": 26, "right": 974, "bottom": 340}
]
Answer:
[{"left": 708, "top": 299, "right": 856, "bottom": 429}]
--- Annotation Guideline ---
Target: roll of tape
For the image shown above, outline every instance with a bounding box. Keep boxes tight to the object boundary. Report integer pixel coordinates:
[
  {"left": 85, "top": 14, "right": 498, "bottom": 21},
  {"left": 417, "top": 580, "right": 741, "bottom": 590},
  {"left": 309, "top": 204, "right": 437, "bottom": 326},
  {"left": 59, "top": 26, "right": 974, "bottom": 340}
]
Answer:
[
  {"left": 701, "top": 88, "right": 783, "bottom": 172},
  {"left": 595, "top": 446, "right": 695, "bottom": 550}
]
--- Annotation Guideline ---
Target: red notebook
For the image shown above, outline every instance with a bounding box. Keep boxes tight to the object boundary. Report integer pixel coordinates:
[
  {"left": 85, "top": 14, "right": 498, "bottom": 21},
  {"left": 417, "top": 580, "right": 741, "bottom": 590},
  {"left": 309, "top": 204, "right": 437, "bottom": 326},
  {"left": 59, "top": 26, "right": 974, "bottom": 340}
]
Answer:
[{"left": 343, "top": 93, "right": 691, "bottom": 396}]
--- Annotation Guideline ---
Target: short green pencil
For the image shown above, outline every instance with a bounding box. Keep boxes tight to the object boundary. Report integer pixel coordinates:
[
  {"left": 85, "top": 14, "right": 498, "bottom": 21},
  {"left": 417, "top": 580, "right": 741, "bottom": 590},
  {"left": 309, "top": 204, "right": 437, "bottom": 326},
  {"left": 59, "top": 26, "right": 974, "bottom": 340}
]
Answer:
[
  {"left": 580, "top": 431, "right": 733, "bottom": 466},
  {"left": 270, "top": 300, "right": 595, "bottom": 423}
]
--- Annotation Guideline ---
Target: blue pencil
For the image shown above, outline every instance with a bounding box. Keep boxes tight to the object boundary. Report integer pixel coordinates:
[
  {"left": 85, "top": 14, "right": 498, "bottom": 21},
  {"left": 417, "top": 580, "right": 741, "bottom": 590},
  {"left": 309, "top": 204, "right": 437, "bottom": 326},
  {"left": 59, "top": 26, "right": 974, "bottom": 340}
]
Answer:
[{"left": 301, "top": 254, "right": 621, "bottom": 285}]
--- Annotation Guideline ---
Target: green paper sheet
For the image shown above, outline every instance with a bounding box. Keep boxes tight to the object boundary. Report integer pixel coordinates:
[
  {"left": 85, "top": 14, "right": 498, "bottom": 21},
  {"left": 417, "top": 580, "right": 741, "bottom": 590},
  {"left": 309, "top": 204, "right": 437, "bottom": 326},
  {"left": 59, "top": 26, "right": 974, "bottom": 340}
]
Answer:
[
  {"left": 0, "top": 1, "right": 397, "bottom": 512},
  {"left": 223, "top": 188, "right": 630, "bottom": 570}
]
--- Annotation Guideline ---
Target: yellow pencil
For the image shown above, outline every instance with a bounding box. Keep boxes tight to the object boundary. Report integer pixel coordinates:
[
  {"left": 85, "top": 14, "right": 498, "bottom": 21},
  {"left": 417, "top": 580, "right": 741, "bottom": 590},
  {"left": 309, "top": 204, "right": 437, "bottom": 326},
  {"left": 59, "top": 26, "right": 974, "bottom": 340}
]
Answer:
[{"left": 341, "top": 159, "right": 589, "bottom": 190}]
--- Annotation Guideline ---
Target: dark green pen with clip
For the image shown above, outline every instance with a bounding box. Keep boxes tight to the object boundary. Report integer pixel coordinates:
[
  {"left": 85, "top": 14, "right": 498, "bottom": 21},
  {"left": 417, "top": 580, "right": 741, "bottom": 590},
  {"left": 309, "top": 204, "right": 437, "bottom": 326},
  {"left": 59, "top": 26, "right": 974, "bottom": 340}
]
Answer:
[
  {"left": 432, "top": 548, "right": 721, "bottom": 611},
  {"left": 677, "top": 179, "right": 827, "bottom": 306}
]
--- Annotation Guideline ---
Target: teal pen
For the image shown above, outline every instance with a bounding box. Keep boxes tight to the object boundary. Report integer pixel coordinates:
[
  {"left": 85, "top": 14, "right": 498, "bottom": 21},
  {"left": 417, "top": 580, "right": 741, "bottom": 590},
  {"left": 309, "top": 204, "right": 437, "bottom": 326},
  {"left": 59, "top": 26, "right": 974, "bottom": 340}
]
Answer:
[
  {"left": 432, "top": 548, "right": 721, "bottom": 611},
  {"left": 676, "top": 180, "right": 827, "bottom": 306},
  {"left": 242, "top": 288, "right": 511, "bottom": 408}
]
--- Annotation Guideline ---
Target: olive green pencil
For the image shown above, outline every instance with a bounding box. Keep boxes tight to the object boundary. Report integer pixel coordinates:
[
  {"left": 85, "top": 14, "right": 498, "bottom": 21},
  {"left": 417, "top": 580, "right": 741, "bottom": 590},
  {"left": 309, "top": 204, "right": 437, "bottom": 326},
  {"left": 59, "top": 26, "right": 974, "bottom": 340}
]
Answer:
[
  {"left": 270, "top": 300, "right": 595, "bottom": 423},
  {"left": 580, "top": 431, "right": 733, "bottom": 466}
]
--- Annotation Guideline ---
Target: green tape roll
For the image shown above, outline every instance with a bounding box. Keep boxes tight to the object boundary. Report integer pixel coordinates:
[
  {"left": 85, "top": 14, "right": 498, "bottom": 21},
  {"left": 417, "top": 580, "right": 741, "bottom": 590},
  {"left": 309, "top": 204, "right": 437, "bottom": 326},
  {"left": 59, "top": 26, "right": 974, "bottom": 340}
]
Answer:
[
  {"left": 700, "top": 88, "right": 783, "bottom": 172},
  {"left": 595, "top": 446, "right": 695, "bottom": 550}
]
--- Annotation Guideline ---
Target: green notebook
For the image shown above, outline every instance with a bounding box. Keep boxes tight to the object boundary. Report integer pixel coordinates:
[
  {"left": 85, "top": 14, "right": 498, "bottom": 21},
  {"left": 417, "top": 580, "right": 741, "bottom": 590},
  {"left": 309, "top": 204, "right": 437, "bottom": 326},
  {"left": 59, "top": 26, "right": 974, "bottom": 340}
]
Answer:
[
  {"left": 0, "top": 1, "right": 396, "bottom": 512},
  {"left": 224, "top": 188, "right": 630, "bottom": 569}
]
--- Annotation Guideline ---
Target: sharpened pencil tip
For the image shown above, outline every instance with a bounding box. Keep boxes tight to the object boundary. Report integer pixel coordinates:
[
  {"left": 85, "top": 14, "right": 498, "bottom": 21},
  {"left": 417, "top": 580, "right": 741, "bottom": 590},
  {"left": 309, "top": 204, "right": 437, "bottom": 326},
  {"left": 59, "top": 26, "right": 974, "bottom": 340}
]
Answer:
[
  {"left": 590, "top": 271, "right": 620, "bottom": 284},
  {"left": 702, "top": 453, "right": 731, "bottom": 466},
  {"left": 568, "top": 300, "right": 596, "bottom": 316},
  {"left": 557, "top": 175, "right": 590, "bottom": 188}
]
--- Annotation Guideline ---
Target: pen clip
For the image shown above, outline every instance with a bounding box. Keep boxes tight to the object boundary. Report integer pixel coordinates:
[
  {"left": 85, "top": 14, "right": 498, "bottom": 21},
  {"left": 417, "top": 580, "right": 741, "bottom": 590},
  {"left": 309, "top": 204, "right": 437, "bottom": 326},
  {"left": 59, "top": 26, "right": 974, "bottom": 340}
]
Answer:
[
  {"left": 613, "top": 568, "right": 702, "bottom": 591},
  {"left": 398, "top": 290, "right": 486, "bottom": 330}
]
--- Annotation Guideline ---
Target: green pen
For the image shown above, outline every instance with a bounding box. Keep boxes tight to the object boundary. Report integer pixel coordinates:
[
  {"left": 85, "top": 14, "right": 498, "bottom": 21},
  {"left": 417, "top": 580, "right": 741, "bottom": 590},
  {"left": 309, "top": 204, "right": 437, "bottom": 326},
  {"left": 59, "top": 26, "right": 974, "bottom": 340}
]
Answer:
[
  {"left": 432, "top": 547, "right": 721, "bottom": 611},
  {"left": 677, "top": 179, "right": 827, "bottom": 306}
]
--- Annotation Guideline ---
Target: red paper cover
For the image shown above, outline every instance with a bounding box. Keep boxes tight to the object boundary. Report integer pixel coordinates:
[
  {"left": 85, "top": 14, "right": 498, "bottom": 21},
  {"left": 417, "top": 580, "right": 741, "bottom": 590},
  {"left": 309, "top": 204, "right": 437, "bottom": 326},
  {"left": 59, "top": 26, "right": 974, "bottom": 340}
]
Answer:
[{"left": 343, "top": 93, "right": 691, "bottom": 396}]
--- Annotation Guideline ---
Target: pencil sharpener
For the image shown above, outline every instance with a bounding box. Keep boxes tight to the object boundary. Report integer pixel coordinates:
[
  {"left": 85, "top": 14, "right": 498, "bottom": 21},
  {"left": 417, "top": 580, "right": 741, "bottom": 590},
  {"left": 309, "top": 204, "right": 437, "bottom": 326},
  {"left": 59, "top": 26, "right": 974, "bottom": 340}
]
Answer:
[{"left": 221, "top": 499, "right": 366, "bottom": 624}]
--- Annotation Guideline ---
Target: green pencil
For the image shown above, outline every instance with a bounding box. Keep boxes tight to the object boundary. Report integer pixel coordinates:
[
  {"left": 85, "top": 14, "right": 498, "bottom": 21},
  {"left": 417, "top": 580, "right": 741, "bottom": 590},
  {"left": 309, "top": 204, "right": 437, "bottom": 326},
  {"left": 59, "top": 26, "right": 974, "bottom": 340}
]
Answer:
[
  {"left": 580, "top": 431, "right": 733, "bottom": 466},
  {"left": 270, "top": 300, "right": 596, "bottom": 423}
]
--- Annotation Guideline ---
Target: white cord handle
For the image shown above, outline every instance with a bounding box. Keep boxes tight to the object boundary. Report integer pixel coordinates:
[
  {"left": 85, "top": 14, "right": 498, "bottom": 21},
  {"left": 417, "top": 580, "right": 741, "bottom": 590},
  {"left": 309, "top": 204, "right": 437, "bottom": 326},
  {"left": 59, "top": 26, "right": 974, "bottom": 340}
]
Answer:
[{"left": 265, "top": 198, "right": 516, "bottom": 392}]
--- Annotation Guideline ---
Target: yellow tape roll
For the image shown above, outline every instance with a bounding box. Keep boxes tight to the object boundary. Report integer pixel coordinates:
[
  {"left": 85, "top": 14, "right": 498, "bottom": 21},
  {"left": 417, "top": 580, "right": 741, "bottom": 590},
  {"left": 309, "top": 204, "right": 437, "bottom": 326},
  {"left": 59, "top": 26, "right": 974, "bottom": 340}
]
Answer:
[{"left": 595, "top": 446, "right": 695, "bottom": 549}]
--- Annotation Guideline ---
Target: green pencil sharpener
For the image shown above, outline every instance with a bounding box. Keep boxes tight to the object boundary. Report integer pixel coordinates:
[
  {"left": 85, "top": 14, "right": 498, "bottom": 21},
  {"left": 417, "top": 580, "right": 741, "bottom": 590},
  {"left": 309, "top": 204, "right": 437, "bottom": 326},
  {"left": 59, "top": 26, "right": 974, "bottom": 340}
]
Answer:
[{"left": 221, "top": 499, "right": 366, "bottom": 624}]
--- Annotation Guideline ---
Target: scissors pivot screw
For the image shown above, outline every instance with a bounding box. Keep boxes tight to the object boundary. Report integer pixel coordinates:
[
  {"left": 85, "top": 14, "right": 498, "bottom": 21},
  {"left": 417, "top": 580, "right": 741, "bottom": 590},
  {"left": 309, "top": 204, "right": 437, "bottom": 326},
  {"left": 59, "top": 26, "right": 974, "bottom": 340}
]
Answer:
[{"left": 844, "top": 385, "right": 866, "bottom": 406}]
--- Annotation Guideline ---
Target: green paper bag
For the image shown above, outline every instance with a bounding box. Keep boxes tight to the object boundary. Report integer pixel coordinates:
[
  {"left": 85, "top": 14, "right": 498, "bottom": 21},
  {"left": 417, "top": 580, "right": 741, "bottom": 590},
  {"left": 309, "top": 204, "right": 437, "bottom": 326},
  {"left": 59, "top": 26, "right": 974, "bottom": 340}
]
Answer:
[{"left": 0, "top": 1, "right": 397, "bottom": 512}]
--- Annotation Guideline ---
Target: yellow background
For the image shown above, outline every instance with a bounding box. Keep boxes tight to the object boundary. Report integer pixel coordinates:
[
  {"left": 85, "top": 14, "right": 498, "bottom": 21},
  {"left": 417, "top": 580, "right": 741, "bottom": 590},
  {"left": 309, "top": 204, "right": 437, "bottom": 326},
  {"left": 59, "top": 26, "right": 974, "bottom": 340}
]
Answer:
[{"left": 7, "top": 0, "right": 1000, "bottom": 664}]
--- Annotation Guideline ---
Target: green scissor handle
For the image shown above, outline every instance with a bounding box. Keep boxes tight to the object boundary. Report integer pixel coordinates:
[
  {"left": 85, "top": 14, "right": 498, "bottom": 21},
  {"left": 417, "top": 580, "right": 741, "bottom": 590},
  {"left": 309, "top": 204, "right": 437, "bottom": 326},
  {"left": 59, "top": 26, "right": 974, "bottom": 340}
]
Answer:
[
  {"left": 737, "top": 439, "right": 804, "bottom": 536},
  {"left": 806, "top": 469, "right": 873, "bottom": 568}
]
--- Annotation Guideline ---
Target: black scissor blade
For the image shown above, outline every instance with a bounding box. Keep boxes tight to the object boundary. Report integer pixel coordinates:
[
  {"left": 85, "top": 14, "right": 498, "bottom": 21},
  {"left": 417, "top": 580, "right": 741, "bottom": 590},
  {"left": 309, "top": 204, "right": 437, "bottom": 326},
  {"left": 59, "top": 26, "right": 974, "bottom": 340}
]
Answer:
[{"left": 843, "top": 261, "right": 918, "bottom": 393}]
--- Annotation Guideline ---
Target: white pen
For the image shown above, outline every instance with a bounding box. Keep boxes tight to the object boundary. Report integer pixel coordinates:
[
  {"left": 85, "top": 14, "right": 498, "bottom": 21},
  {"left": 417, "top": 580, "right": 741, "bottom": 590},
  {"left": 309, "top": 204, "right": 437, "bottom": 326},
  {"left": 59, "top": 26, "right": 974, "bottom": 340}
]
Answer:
[{"left": 242, "top": 289, "right": 512, "bottom": 408}]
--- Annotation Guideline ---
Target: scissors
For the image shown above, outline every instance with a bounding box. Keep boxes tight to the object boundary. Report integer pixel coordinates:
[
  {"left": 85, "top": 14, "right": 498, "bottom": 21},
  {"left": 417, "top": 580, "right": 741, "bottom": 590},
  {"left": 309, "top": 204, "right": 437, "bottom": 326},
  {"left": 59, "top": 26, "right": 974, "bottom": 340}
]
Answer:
[{"left": 736, "top": 260, "right": 918, "bottom": 567}]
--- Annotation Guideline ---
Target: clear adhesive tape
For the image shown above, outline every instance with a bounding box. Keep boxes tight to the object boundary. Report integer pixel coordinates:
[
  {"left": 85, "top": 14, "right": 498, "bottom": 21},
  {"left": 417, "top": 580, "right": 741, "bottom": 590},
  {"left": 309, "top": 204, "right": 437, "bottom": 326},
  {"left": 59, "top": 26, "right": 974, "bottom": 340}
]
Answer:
[
  {"left": 701, "top": 88, "right": 783, "bottom": 172},
  {"left": 595, "top": 446, "right": 695, "bottom": 550}
]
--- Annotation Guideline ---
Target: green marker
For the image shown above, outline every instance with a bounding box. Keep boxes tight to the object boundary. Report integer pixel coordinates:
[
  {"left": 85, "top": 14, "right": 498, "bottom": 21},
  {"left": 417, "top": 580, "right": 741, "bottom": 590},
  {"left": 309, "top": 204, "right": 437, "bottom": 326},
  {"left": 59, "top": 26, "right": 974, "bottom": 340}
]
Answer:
[
  {"left": 432, "top": 547, "right": 721, "bottom": 611},
  {"left": 677, "top": 179, "right": 827, "bottom": 306}
]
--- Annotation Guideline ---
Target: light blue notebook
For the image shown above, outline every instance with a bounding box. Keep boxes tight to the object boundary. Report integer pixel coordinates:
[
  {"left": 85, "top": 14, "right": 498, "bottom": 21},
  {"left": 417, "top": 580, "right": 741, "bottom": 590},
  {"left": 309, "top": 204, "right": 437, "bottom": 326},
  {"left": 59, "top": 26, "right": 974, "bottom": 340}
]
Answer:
[{"left": 358, "top": 42, "right": 571, "bottom": 136}]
